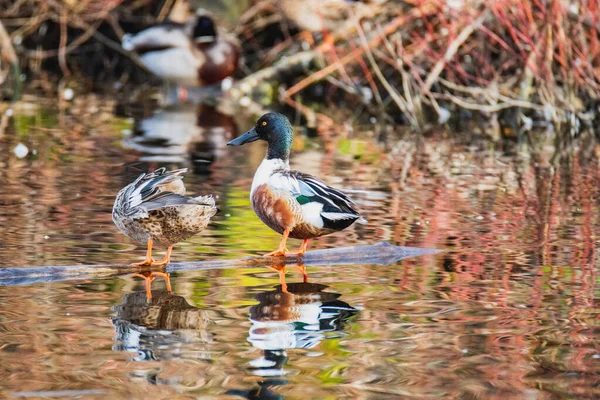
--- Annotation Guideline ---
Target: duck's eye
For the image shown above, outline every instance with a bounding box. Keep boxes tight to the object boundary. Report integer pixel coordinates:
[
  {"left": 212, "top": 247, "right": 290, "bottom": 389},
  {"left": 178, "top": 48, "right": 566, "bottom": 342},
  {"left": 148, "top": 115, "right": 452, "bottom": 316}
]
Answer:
[{"left": 261, "top": 121, "right": 267, "bottom": 126}]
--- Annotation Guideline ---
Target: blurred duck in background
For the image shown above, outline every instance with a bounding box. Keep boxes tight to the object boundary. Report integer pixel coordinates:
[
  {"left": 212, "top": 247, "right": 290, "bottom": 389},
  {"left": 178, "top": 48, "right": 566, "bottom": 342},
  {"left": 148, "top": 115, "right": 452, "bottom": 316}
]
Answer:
[
  {"left": 121, "top": 11, "right": 240, "bottom": 94},
  {"left": 279, "top": 0, "right": 382, "bottom": 48}
]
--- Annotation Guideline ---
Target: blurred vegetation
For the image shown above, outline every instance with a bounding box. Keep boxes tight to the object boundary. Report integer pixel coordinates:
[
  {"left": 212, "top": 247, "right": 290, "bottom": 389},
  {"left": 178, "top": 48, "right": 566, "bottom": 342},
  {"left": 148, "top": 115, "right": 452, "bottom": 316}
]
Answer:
[{"left": 0, "top": 0, "right": 599, "bottom": 140}]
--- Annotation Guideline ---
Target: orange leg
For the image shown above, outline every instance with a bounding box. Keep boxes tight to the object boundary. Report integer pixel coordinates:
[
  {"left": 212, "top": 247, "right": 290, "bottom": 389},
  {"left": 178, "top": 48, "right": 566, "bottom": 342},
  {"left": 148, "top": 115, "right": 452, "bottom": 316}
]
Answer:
[
  {"left": 132, "top": 238, "right": 155, "bottom": 267},
  {"left": 152, "top": 271, "right": 172, "bottom": 293},
  {"left": 267, "top": 265, "right": 288, "bottom": 293},
  {"left": 287, "top": 239, "right": 312, "bottom": 256},
  {"left": 265, "top": 229, "right": 290, "bottom": 257},
  {"left": 298, "top": 264, "right": 308, "bottom": 283},
  {"left": 133, "top": 271, "right": 172, "bottom": 301},
  {"left": 152, "top": 246, "right": 173, "bottom": 267},
  {"left": 136, "top": 273, "right": 154, "bottom": 300}
]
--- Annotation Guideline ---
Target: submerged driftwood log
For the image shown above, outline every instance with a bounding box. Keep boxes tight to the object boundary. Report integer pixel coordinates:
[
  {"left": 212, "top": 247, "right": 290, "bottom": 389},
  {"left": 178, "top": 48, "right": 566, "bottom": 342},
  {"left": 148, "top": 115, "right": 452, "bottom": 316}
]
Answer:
[{"left": 0, "top": 242, "right": 441, "bottom": 286}]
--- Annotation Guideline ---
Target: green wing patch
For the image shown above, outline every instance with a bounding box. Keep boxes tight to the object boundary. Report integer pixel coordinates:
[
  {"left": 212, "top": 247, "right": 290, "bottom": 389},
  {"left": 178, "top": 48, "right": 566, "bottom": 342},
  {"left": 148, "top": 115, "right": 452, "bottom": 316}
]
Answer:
[{"left": 296, "top": 195, "right": 312, "bottom": 205}]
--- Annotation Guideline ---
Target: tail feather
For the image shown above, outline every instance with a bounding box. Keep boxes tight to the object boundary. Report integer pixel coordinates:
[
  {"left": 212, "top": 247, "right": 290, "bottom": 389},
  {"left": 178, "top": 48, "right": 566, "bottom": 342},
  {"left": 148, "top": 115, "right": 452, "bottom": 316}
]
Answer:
[
  {"left": 193, "top": 194, "right": 218, "bottom": 217},
  {"left": 193, "top": 194, "right": 216, "bottom": 207}
]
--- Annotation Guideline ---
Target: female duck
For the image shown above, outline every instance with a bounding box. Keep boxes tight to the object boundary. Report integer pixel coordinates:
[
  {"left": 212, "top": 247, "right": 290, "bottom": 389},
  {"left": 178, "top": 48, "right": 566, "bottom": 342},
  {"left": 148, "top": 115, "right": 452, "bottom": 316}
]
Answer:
[
  {"left": 121, "top": 13, "right": 240, "bottom": 87},
  {"left": 279, "top": 0, "right": 381, "bottom": 45},
  {"left": 227, "top": 113, "right": 365, "bottom": 256},
  {"left": 113, "top": 168, "right": 217, "bottom": 266}
]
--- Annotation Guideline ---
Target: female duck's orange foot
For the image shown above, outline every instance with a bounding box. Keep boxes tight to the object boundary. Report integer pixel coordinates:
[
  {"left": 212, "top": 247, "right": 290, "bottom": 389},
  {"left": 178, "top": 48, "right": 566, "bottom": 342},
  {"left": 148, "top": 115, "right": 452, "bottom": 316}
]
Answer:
[
  {"left": 150, "top": 246, "right": 173, "bottom": 267},
  {"left": 132, "top": 238, "right": 156, "bottom": 266}
]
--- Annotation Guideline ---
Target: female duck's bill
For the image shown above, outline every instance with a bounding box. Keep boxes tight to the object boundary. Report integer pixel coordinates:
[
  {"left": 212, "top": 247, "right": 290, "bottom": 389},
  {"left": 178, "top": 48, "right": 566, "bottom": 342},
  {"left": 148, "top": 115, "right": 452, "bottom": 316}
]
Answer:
[{"left": 227, "top": 113, "right": 365, "bottom": 258}]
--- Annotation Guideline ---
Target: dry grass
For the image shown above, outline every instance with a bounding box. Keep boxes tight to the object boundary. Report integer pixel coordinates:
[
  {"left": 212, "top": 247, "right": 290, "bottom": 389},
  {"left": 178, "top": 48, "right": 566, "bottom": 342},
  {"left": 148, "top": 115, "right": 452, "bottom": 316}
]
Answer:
[
  {"left": 1, "top": 0, "right": 599, "bottom": 136},
  {"left": 239, "top": 0, "right": 600, "bottom": 133}
]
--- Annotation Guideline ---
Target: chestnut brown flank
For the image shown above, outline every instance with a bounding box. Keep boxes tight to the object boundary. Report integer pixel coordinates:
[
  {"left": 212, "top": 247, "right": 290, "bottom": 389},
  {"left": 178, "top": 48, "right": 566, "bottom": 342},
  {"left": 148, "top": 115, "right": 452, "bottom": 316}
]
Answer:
[
  {"left": 252, "top": 184, "right": 333, "bottom": 239},
  {"left": 197, "top": 41, "right": 240, "bottom": 85},
  {"left": 252, "top": 184, "right": 294, "bottom": 234}
]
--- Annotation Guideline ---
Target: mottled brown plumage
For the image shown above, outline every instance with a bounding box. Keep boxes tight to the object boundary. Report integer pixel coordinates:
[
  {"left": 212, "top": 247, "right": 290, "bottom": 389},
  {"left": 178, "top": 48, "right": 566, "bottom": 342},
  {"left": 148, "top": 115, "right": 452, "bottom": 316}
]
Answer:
[
  {"left": 279, "top": 0, "right": 382, "bottom": 34},
  {"left": 112, "top": 168, "right": 217, "bottom": 266}
]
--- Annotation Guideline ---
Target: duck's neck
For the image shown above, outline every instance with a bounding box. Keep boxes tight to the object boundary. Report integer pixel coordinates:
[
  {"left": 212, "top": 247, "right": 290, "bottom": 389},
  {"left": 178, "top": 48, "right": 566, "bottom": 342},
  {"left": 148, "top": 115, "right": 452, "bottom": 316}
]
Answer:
[
  {"left": 251, "top": 158, "right": 289, "bottom": 196},
  {"left": 265, "top": 130, "right": 292, "bottom": 161},
  {"left": 252, "top": 125, "right": 293, "bottom": 195},
  {"left": 266, "top": 146, "right": 288, "bottom": 161}
]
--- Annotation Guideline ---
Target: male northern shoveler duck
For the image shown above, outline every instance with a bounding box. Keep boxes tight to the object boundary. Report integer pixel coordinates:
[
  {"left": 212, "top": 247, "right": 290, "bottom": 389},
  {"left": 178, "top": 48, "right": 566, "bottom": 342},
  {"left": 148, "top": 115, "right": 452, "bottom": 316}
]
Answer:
[
  {"left": 121, "top": 12, "right": 240, "bottom": 87},
  {"left": 112, "top": 167, "right": 217, "bottom": 266},
  {"left": 227, "top": 113, "right": 366, "bottom": 257}
]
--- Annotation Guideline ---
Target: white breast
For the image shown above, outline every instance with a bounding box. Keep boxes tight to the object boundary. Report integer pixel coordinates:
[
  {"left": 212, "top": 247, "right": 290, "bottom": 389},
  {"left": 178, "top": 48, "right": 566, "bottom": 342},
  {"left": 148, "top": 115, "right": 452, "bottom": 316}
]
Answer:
[
  {"left": 123, "top": 26, "right": 191, "bottom": 50},
  {"left": 141, "top": 48, "right": 203, "bottom": 86},
  {"left": 250, "top": 158, "right": 289, "bottom": 197}
]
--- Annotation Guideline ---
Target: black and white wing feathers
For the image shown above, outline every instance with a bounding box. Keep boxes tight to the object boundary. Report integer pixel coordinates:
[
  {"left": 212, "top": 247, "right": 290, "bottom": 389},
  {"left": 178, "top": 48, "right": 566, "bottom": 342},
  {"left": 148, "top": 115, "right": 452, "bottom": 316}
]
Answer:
[
  {"left": 270, "top": 170, "right": 365, "bottom": 230},
  {"left": 123, "top": 167, "right": 186, "bottom": 212}
]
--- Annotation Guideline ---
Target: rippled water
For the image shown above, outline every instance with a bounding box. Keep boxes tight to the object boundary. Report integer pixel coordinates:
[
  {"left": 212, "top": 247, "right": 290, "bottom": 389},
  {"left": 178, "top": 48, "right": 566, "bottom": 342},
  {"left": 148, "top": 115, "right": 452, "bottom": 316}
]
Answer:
[{"left": 0, "top": 101, "right": 599, "bottom": 399}]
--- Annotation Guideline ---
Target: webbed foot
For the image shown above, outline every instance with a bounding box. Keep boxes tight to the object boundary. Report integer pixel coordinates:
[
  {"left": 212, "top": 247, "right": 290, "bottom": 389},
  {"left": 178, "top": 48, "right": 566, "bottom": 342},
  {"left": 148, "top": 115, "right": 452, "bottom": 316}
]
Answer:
[{"left": 264, "top": 248, "right": 289, "bottom": 257}]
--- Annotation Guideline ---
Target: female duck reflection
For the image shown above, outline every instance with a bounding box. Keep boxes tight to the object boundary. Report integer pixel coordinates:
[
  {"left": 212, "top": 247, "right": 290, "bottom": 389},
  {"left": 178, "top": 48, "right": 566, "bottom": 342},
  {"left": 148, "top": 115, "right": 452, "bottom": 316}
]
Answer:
[
  {"left": 112, "top": 267, "right": 357, "bottom": 380},
  {"left": 112, "top": 275, "right": 213, "bottom": 362}
]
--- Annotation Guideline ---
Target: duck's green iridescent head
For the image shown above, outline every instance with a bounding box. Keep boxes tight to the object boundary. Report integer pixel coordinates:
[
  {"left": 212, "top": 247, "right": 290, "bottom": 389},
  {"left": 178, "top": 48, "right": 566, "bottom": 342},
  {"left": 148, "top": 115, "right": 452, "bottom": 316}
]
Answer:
[{"left": 227, "top": 113, "right": 293, "bottom": 160}]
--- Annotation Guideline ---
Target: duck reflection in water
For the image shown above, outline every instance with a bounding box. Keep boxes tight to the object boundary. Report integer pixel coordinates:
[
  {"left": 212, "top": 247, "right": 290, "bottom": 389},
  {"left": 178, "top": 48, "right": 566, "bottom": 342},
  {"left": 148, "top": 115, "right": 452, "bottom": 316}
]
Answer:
[
  {"left": 132, "top": 271, "right": 172, "bottom": 300},
  {"left": 227, "top": 274, "right": 357, "bottom": 398},
  {"left": 123, "top": 103, "right": 237, "bottom": 173},
  {"left": 247, "top": 270, "right": 357, "bottom": 378},
  {"left": 265, "top": 263, "right": 308, "bottom": 293},
  {"left": 112, "top": 282, "right": 212, "bottom": 362},
  {"left": 112, "top": 268, "right": 356, "bottom": 397}
]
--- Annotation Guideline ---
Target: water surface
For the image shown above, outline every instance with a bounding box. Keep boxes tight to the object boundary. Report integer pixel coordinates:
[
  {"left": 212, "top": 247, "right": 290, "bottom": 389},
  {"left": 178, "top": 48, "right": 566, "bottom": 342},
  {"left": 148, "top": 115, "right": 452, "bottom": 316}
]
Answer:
[{"left": 0, "top": 102, "right": 599, "bottom": 398}]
